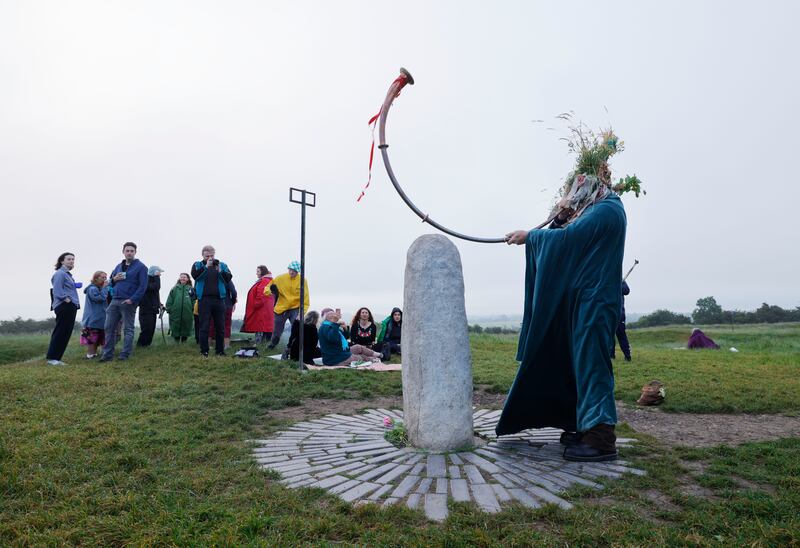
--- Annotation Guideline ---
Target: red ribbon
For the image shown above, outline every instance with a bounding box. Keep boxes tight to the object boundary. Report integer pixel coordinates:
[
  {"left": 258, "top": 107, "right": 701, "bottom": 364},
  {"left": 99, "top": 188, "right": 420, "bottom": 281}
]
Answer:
[{"left": 358, "top": 75, "right": 409, "bottom": 202}]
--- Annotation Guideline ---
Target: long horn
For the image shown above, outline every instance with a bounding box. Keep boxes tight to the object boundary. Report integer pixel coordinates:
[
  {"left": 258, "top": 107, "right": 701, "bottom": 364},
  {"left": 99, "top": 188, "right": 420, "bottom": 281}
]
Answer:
[{"left": 377, "top": 68, "right": 507, "bottom": 244}]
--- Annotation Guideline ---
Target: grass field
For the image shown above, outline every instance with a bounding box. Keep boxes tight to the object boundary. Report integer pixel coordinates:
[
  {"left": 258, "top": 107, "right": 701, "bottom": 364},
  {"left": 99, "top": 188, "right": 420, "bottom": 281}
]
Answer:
[{"left": 1, "top": 324, "right": 798, "bottom": 545}]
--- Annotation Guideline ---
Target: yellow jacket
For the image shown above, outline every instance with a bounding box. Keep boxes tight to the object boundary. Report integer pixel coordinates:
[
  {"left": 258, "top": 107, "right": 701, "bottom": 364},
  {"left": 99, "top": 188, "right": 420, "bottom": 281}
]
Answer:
[{"left": 267, "top": 272, "right": 310, "bottom": 315}]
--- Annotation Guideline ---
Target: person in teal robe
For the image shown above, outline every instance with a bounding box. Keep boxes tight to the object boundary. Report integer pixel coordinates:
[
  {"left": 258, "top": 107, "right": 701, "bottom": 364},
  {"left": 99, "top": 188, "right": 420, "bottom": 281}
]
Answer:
[{"left": 499, "top": 189, "right": 626, "bottom": 462}]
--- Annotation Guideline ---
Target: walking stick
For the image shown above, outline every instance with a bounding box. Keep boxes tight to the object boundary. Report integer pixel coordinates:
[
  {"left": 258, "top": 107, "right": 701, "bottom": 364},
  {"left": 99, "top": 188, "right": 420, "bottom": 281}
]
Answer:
[
  {"left": 158, "top": 307, "right": 167, "bottom": 344},
  {"left": 623, "top": 259, "right": 639, "bottom": 282}
]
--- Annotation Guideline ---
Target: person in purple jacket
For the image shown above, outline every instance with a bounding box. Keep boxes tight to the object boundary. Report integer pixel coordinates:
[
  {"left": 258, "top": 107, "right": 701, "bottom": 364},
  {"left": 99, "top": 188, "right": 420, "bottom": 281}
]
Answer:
[{"left": 99, "top": 242, "right": 148, "bottom": 362}]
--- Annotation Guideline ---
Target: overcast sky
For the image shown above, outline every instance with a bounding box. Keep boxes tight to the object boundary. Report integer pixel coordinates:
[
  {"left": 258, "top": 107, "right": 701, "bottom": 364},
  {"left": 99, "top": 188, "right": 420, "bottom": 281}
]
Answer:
[{"left": 2, "top": 1, "right": 798, "bottom": 321}]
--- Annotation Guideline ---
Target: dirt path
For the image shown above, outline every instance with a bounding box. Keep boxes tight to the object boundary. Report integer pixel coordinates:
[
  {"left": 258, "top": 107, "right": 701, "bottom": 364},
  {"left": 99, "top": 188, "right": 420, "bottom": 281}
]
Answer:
[
  {"left": 615, "top": 402, "right": 800, "bottom": 447},
  {"left": 264, "top": 393, "right": 800, "bottom": 448}
]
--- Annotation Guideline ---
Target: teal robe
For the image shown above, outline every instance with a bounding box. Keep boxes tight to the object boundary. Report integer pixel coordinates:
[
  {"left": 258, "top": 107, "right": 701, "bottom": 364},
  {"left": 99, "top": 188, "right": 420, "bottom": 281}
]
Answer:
[{"left": 496, "top": 194, "right": 626, "bottom": 435}]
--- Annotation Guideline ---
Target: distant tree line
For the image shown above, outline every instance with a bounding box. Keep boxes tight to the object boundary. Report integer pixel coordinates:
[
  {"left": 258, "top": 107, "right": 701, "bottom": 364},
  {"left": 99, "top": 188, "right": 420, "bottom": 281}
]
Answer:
[
  {"left": 0, "top": 317, "right": 62, "bottom": 334},
  {"left": 630, "top": 296, "right": 800, "bottom": 328},
  {"left": 468, "top": 324, "right": 520, "bottom": 334}
]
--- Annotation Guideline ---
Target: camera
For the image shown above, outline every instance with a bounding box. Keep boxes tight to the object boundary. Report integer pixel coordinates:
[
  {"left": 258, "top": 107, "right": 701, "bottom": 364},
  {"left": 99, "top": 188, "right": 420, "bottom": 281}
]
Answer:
[{"left": 212, "top": 259, "right": 220, "bottom": 267}]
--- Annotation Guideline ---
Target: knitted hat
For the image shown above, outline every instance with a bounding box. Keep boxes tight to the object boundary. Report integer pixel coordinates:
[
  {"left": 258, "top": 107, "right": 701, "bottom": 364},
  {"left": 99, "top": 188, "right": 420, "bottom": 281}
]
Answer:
[
  {"left": 287, "top": 261, "right": 301, "bottom": 272},
  {"left": 148, "top": 265, "right": 164, "bottom": 276}
]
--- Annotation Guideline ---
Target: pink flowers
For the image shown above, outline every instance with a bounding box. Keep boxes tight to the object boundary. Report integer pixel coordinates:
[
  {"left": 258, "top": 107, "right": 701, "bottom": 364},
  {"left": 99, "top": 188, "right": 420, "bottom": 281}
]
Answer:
[{"left": 383, "top": 416, "right": 394, "bottom": 428}]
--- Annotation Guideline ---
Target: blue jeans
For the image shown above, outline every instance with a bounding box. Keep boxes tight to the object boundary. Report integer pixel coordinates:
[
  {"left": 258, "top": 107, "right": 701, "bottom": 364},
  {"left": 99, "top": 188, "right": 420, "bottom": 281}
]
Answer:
[{"left": 102, "top": 299, "right": 137, "bottom": 359}]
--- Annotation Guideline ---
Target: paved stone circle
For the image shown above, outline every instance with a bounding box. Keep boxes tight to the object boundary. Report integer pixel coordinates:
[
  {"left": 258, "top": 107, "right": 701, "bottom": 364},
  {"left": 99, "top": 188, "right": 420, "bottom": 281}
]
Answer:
[{"left": 251, "top": 408, "right": 643, "bottom": 522}]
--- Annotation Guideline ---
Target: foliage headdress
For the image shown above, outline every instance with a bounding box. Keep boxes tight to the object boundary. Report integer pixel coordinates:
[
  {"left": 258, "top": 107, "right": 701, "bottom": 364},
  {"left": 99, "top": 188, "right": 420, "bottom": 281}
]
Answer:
[{"left": 550, "top": 115, "right": 644, "bottom": 226}]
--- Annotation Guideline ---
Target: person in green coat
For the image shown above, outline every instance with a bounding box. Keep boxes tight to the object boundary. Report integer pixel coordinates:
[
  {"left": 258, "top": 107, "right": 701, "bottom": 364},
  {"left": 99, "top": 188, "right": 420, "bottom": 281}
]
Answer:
[{"left": 165, "top": 273, "right": 196, "bottom": 342}]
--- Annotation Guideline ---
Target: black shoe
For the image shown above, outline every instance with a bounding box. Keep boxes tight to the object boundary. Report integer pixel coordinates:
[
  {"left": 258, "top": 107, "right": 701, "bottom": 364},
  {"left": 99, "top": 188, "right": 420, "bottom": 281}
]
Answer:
[
  {"left": 200, "top": 352, "right": 209, "bottom": 358},
  {"left": 559, "top": 432, "right": 582, "bottom": 447},
  {"left": 563, "top": 442, "right": 618, "bottom": 462},
  {"left": 624, "top": 355, "right": 632, "bottom": 362}
]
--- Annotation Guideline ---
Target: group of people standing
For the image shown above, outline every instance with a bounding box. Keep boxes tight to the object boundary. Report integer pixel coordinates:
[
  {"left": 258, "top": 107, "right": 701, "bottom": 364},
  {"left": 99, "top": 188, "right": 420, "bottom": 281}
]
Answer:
[{"left": 46, "top": 241, "right": 400, "bottom": 366}]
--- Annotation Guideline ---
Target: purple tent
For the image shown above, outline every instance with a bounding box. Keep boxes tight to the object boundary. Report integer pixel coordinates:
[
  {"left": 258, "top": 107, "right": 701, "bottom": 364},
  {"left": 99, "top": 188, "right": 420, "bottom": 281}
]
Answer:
[{"left": 687, "top": 328, "right": 720, "bottom": 350}]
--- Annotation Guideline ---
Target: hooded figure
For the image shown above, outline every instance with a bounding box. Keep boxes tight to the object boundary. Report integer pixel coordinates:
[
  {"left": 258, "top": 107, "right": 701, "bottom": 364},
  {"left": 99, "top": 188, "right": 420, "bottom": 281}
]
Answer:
[
  {"left": 377, "top": 307, "right": 402, "bottom": 359},
  {"left": 165, "top": 276, "right": 195, "bottom": 341},
  {"left": 499, "top": 191, "right": 627, "bottom": 462}
]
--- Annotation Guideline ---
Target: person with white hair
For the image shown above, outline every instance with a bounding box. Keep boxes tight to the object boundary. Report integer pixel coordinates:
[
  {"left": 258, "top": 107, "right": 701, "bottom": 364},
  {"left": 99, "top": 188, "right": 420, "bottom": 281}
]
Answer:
[
  {"left": 318, "top": 310, "right": 383, "bottom": 366},
  {"left": 267, "top": 261, "right": 310, "bottom": 350},
  {"left": 191, "top": 244, "right": 233, "bottom": 357}
]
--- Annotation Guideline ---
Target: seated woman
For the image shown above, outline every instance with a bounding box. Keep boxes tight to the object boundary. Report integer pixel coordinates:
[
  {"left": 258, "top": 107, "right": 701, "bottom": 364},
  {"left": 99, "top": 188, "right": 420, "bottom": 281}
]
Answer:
[
  {"left": 377, "top": 307, "right": 403, "bottom": 359},
  {"left": 350, "top": 307, "right": 377, "bottom": 348},
  {"left": 287, "top": 310, "right": 322, "bottom": 365},
  {"left": 318, "top": 310, "right": 382, "bottom": 366}
]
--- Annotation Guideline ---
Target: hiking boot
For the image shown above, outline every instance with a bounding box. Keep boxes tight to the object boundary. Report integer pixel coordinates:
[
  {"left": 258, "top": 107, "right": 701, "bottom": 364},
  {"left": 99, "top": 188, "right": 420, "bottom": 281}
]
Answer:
[
  {"left": 563, "top": 442, "right": 618, "bottom": 462},
  {"left": 559, "top": 432, "right": 582, "bottom": 447}
]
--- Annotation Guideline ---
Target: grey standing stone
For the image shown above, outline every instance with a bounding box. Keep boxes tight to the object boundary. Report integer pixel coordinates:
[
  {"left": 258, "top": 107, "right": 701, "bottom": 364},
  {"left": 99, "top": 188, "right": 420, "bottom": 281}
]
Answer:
[{"left": 402, "top": 235, "right": 473, "bottom": 452}]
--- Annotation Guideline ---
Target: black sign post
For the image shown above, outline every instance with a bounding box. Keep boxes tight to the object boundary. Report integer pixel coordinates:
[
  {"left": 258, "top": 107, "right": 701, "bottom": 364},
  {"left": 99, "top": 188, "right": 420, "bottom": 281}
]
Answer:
[{"left": 289, "top": 188, "right": 316, "bottom": 371}]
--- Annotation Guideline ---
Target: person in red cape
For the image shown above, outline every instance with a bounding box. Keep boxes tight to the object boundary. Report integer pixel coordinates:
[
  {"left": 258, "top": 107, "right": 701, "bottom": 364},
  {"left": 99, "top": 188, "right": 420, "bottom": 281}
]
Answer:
[{"left": 241, "top": 265, "right": 274, "bottom": 345}]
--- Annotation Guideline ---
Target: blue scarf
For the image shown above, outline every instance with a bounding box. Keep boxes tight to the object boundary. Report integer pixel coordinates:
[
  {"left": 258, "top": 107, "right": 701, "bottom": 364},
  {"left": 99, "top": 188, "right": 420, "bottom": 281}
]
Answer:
[{"left": 323, "top": 321, "right": 349, "bottom": 351}]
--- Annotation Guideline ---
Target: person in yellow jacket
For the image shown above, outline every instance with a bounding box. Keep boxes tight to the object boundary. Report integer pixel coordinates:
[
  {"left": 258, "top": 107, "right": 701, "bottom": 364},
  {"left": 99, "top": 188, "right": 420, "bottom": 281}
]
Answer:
[{"left": 266, "top": 261, "right": 310, "bottom": 349}]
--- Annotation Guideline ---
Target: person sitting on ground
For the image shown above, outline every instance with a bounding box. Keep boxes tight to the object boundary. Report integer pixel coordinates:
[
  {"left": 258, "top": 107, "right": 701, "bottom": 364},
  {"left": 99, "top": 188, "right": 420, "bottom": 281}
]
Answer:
[
  {"left": 377, "top": 307, "right": 403, "bottom": 359},
  {"left": 241, "top": 265, "right": 275, "bottom": 345},
  {"left": 687, "top": 328, "right": 720, "bottom": 350},
  {"left": 137, "top": 265, "right": 164, "bottom": 347},
  {"left": 80, "top": 271, "right": 109, "bottom": 358},
  {"left": 165, "top": 273, "right": 195, "bottom": 343},
  {"left": 318, "top": 310, "right": 383, "bottom": 366},
  {"left": 287, "top": 310, "right": 322, "bottom": 365},
  {"left": 350, "top": 307, "right": 378, "bottom": 348},
  {"left": 267, "top": 261, "right": 310, "bottom": 350}
]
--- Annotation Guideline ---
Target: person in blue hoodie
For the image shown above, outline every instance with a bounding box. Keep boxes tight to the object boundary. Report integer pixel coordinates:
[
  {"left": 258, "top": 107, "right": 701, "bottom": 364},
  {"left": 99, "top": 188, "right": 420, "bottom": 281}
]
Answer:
[
  {"left": 100, "top": 242, "right": 148, "bottom": 362},
  {"left": 47, "top": 252, "right": 80, "bottom": 365},
  {"left": 191, "top": 245, "right": 233, "bottom": 357},
  {"left": 80, "top": 270, "right": 109, "bottom": 359}
]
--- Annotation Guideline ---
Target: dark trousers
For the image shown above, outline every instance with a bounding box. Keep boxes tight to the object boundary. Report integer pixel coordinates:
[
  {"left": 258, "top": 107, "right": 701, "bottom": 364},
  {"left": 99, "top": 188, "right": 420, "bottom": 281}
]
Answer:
[
  {"left": 137, "top": 309, "right": 157, "bottom": 347},
  {"left": 614, "top": 321, "right": 631, "bottom": 359},
  {"left": 194, "top": 315, "right": 200, "bottom": 343},
  {"left": 199, "top": 297, "right": 226, "bottom": 354},
  {"left": 47, "top": 302, "right": 78, "bottom": 360},
  {"left": 380, "top": 340, "right": 401, "bottom": 359}
]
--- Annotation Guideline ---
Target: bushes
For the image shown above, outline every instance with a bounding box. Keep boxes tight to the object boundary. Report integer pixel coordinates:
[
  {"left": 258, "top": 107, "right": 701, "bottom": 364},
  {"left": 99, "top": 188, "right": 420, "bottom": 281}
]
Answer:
[{"left": 0, "top": 317, "right": 59, "bottom": 335}]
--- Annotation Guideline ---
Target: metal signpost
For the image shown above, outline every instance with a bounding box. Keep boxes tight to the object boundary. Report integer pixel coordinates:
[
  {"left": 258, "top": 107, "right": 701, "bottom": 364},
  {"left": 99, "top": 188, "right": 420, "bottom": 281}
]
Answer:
[{"left": 289, "top": 187, "right": 316, "bottom": 371}]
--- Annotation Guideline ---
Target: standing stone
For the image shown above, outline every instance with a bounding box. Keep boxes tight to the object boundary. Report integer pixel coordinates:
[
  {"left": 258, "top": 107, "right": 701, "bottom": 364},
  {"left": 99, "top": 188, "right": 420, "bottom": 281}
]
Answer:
[{"left": 403, "top": 234, "right": 473, "bottom": 451}]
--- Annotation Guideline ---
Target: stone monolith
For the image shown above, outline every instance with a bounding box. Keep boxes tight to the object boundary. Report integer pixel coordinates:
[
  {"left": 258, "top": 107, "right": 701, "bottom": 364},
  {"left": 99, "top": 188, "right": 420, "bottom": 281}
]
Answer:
[{"left": 402, "top": 234, "right": 473, "bottom": 451}]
